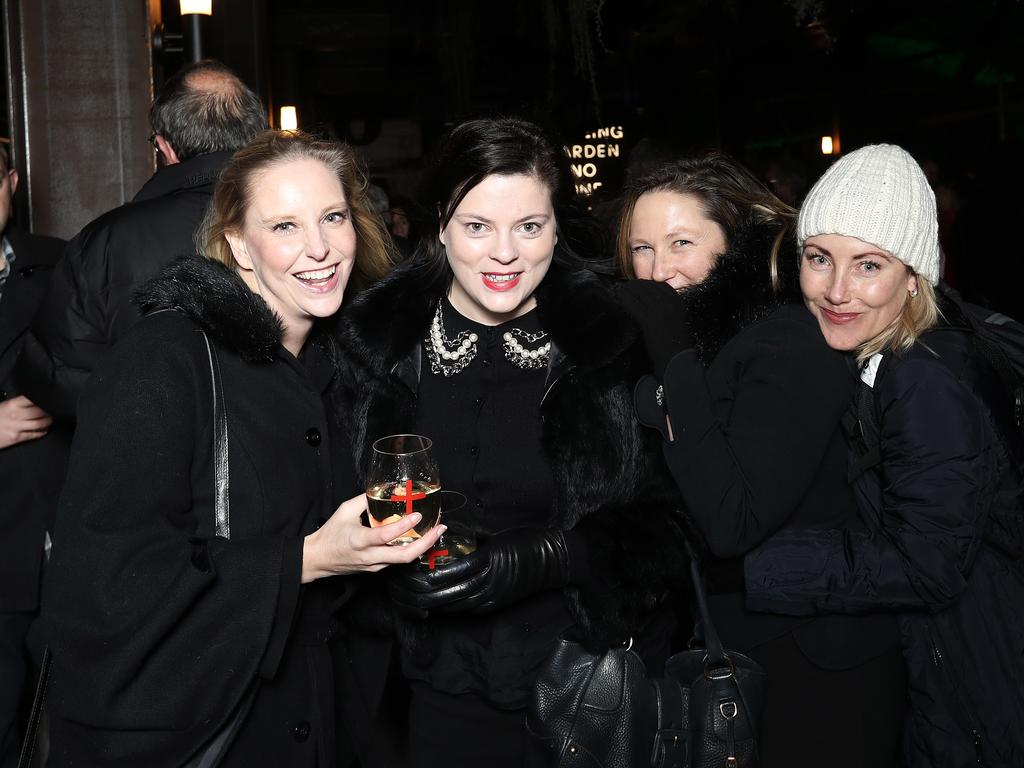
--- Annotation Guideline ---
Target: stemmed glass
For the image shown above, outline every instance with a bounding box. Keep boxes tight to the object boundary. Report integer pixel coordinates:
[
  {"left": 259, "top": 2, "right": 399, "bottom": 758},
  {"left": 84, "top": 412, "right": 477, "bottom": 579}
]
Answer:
[{"left": 365, "top": 434, "right": 442, "bottom": 545}]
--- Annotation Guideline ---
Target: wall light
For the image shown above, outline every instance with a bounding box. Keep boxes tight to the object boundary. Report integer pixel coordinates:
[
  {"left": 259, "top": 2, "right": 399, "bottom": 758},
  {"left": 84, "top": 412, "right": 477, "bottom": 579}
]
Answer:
[
  {"left": 280, "top": 106, "right": 298, "bottom": 131},
  {"left": 821, "top": 136, "right": 834, "bottom": 155},
  {"left": 180, "top": 0, "right": 211, "bottom": 62},
  {"left": 153, "top": 0, "right": 212, "bottom": 64},
  {"left": 180, "top": 0, "right": 212, "bottom": 14}
]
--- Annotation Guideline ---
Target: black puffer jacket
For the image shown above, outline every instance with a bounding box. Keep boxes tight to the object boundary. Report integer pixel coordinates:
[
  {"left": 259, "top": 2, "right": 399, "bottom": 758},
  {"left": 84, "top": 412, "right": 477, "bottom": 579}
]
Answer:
[
  {"left": 14, "top": 151, "right": 231, "bottom": 420},
  {"left": 746, "top": 317, "right": 1024, "bottom": 767}
]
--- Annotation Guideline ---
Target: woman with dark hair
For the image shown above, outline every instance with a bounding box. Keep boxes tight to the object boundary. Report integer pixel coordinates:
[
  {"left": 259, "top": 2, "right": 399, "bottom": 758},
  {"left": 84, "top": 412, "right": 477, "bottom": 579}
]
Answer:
[
  {"left": 336, "top": 116, "right": 687, "bottom": 767},
  {"left": 744, "top": 144, "right": 1024, "bottom": 767},
  {"left": 41, "top": 130, "right": 442, "bottom": 768},
  {"left": 617, "top": 152, "right": 907, "bottom": 767}
]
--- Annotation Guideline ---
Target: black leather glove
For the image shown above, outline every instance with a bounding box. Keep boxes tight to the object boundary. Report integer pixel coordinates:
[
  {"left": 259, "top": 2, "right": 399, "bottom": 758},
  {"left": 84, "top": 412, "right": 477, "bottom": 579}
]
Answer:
[
  {"left": 616, "top": 279, "right": 695, "bottom": 380},
  {"left": 388, "top": 527, "right": 572, "bottom": 615}
]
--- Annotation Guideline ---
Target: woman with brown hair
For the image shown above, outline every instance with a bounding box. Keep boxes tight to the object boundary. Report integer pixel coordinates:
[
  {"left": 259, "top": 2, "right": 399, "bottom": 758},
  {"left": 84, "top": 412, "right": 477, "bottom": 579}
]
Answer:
[
  {"left": 617, "top": 152, "right": 907, "bottom": 767},
  {"left": 41, "top": 130, "right": 442, "bottom": 768}
]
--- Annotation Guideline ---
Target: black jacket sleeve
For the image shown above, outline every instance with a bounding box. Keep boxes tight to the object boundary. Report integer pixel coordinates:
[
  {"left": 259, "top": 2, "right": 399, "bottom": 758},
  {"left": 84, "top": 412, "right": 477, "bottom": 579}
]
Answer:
[
  {"left": 554, "top": 363, "right": 692, "bottom": 646},
  {"left": 43, "top": 319, "right": 300, "bottom": 738},
  {"left": 658, "top": 311, "right": 854, "bottom": 558},
  {"left": 744, "top": 355, "right": 996, "bottom": 615},
  {"left": 13, "top": 225, "right": 116, "bottom": 420}
]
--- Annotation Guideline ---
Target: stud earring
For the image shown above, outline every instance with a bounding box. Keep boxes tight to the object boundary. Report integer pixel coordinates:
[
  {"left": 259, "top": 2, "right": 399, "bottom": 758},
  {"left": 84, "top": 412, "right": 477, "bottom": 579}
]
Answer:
[{"left": 910, "top": 289, "right": 919, "bottom": 298}]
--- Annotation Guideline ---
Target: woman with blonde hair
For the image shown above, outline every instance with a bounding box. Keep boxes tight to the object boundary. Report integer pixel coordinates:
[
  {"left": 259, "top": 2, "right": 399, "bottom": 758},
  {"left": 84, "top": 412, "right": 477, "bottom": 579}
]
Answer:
[
  {"left": 744, "top": 143, "right": 1024, "bottom": 767},
  {"left": 41, "top": 130, "right": 442, "bottom": 768},
  {"left": 617, "top": 151, "right": 907, "bottom": 766}
]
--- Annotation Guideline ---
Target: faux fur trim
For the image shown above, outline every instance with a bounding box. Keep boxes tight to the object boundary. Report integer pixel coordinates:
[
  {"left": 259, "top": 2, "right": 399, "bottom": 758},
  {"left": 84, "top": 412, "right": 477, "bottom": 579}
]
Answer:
[
  {"left": 134, "top": 255, "right": 283, "bottom": 364},
  {"left": 339, "top": 257, "right": 637, "bottom": 377},
  {"left": 680, "top": 217, "right": 801, "bottom": 365},
  {"left": 338, "top": 257, "right": 440, "bottom": 380},
  {"left": 535, "top": 261, "right": 639, "bottom": 373}
]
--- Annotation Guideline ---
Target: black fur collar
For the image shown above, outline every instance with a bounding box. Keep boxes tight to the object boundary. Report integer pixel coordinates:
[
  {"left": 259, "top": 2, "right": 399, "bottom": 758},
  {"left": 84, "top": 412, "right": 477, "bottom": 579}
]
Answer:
[
  {"left": 340, "top": 257, "right": 636, "bottom": 378},
  {"left": 681, "top": 218, "right": 801, "bottom": 364},
  {"left": 135, "top": 255, "right": 283, "bottom": 364}
]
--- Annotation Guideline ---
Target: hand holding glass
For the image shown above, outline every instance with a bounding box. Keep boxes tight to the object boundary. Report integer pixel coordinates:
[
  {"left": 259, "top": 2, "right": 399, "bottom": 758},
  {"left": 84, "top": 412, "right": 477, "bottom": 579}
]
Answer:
[{"left": 366, "top": 434, "right": 441, "bottom": 544}]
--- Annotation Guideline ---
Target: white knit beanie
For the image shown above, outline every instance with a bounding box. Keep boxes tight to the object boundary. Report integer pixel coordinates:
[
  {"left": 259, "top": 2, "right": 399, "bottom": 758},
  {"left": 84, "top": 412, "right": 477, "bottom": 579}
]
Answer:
[{"left": 797, "top": 143, "right": 941, "bottom": 285}]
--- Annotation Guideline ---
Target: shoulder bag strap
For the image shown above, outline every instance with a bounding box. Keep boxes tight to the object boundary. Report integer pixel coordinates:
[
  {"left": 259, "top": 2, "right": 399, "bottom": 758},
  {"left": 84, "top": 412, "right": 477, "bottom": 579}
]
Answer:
[
  {"left": 682, "top": 536, "right": 731, "bottom": 668},
  {"left": 16, "top": 648, "right": 50, "bottom": 768},
  {"left": 200, "top": 329, "right": 231, "bottom": 539},
  {"left": 17, "top": 326, "right": 232, "bottom": 768}
]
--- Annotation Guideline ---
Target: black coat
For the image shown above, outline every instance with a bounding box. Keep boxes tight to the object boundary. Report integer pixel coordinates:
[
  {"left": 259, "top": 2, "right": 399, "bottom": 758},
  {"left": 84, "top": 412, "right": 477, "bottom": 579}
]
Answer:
[
  {"left": 746, "top": 320, "right": 1024, "bottom": 767},
  {"left": 42, "top": 256, "right": 364, "bottom": 768},
  {"left": 337, "top": 258, "right": 690, "bottom": 654},
  {"left": 0, "top": 225, "right": 68, "bottom": 612},
  {"left": 14, "top": 151, "right": 231, "bottom": 421},
  {"left": 648, "top": 223, "right": 901, "bottom": 668}
]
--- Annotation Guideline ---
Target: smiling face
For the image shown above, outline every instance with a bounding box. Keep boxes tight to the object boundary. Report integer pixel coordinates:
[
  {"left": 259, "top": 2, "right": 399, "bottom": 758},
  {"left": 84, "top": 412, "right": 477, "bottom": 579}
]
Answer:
[
  {"left": 225, "top": 157, "right": 356, "bottom": 355},
  {"left": 441, "top": 173, "right": 556, "bottom": 325},
  {"left": 800, "top": 233, "right": 918, "bottom": 351},
  {"left": 628, "top": 190, "right": 726, "bottom": 290}
]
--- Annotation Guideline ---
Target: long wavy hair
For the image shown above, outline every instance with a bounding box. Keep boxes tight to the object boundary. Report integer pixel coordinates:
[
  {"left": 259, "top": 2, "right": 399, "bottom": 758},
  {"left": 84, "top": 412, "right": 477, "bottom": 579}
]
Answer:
[
  {"left": 198, "top": 129, "right": 396, "bottom": 292},
  {"left": 615, "top": 153, "right": 796, "bottom": 290}
]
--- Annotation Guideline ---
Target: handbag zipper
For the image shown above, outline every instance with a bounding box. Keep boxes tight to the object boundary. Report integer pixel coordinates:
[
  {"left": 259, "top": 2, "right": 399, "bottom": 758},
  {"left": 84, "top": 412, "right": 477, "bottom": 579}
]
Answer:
[{"left": 720, "top": 699, "right": 738, "bottom": 768}]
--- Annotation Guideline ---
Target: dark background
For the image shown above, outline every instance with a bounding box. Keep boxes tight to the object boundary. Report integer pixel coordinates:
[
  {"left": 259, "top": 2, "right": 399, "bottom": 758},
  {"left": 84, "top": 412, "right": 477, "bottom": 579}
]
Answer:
[{"left": 150, "top": 0, "right": 1024, "bottom": 314}]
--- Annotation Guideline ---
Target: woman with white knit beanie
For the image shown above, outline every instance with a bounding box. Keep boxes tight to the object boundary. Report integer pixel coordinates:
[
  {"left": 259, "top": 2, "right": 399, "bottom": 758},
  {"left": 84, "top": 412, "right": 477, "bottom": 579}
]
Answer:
[{"left": 744, "top": 143, "right": 1024, "bottom": 767}]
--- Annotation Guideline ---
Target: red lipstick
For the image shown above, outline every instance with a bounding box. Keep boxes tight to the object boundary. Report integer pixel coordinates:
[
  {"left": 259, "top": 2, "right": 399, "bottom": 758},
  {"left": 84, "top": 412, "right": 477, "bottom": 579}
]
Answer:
[{"left": 481, "top": 272, "right": 522, "bottom": 292}]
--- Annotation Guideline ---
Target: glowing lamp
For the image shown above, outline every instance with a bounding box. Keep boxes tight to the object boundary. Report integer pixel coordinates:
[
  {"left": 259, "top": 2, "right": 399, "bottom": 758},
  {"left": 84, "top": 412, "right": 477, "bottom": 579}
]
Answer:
[
  {"left": 280, "top": 106, "right": 298, "bottom": 131},
  {"left": 180, "top": 0, "right": 212, "bottom": 15},
  {"left": 821, "top": 136, "right": 834, "bottom": 155}
]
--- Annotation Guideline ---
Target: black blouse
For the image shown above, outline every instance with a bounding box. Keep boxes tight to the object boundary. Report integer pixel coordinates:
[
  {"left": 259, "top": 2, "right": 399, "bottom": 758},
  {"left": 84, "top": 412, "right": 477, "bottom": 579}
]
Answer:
[{"left": 406, "top": 296, "right": 571, "bottom": 708}]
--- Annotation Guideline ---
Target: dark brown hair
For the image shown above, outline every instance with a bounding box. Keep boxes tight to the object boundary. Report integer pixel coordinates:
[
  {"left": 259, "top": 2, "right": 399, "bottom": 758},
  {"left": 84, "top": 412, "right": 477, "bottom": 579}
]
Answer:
[{"left": 616, "top": 153, "right": 796, "bottom": 288}]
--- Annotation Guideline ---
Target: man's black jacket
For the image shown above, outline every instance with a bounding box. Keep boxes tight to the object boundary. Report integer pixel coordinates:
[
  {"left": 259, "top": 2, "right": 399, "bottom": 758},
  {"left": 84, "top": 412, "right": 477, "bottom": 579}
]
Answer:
[
  {"left": 13, "top": 150, "right": 231, "bottom": 420},
  {"left": 0, "top": 224, "right": 67, "bottom": 611}
]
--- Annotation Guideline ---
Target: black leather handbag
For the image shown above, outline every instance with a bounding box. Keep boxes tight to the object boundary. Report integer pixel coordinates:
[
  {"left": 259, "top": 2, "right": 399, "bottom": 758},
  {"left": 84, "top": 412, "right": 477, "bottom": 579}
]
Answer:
[{"left": 526, "top": 552, "right": 765, "bottom": 768}]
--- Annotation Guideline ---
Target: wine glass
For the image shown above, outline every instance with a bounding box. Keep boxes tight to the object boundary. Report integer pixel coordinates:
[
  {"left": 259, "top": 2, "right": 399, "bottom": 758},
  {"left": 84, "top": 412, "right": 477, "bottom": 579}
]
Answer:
[
  {"left": 365, "top": 434, "right": 441, "bottom": 545},
  {"left": 419, "top": 490, "right": 476, "bottom": 568}
]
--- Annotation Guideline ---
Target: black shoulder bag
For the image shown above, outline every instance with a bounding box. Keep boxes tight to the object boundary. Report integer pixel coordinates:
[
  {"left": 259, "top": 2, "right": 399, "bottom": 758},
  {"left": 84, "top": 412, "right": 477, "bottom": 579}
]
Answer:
[
  {"left": 527, "top": 545, "right": 765, "bottom": 768},
  {"left": 18, "top": 329, "right": 253, "bottom": 768}
]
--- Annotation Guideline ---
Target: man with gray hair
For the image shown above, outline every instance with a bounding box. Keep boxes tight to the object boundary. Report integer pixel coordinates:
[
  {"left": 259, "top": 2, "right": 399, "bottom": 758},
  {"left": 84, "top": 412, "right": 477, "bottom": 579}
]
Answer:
[{"left": 14, "top": 59, "right": 267, "bottom": 420}]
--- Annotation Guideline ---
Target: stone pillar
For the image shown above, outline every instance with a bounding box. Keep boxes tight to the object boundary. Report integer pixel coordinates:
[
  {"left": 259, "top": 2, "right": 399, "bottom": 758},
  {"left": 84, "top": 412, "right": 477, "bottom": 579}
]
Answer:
[{"left": 3, "top": 0, "right": 153, "bottom": 239}]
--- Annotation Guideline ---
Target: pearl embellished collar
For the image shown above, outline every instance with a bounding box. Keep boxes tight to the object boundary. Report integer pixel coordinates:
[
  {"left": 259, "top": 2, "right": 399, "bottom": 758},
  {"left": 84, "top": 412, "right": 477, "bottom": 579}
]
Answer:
[{"left": 424, "top": 300, "right": 551, "bottom": 376}]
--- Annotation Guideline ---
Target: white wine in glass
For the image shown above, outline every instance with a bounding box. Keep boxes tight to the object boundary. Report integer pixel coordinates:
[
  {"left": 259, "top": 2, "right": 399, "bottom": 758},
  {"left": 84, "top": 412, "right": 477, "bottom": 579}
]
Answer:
[{"left": 365, "top": 434, "right": 441, "bottom": 544}]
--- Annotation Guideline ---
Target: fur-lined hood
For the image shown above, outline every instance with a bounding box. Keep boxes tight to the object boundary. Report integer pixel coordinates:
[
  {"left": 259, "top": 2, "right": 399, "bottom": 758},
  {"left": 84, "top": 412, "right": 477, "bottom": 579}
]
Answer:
[
  {"left": 134, "top": 255, "right": 284, "bottom": 364},
  {"left": 339, "top": 256, "right": 639, "bottom": 381},
  {"left": 681, "top": 217, "right": 802, "bottom": 364}
]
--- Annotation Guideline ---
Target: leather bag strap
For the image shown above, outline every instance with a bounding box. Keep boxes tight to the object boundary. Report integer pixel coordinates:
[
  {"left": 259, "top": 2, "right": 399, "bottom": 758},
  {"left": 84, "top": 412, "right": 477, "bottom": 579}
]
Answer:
[
  {"left": 16, "top": 647, "right": 50, "bottom": 768},
  {"left": 200, "top": 329, "right": 231, "bottom": 539},
  {"left": 682, "top": 537, "right": 730, "bottom": 669}
]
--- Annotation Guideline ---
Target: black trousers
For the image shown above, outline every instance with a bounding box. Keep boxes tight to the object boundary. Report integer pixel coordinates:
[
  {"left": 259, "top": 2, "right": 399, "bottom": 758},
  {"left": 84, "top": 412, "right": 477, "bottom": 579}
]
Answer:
[
  {"left": 753, "top": 631, "right": 907, "bottom": 768},
  {"left": 408, "top": 682, "right": 548, "bottom": 768},
  {"left": 0, "top": 612, "right": 35, "bottom": 768}
]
